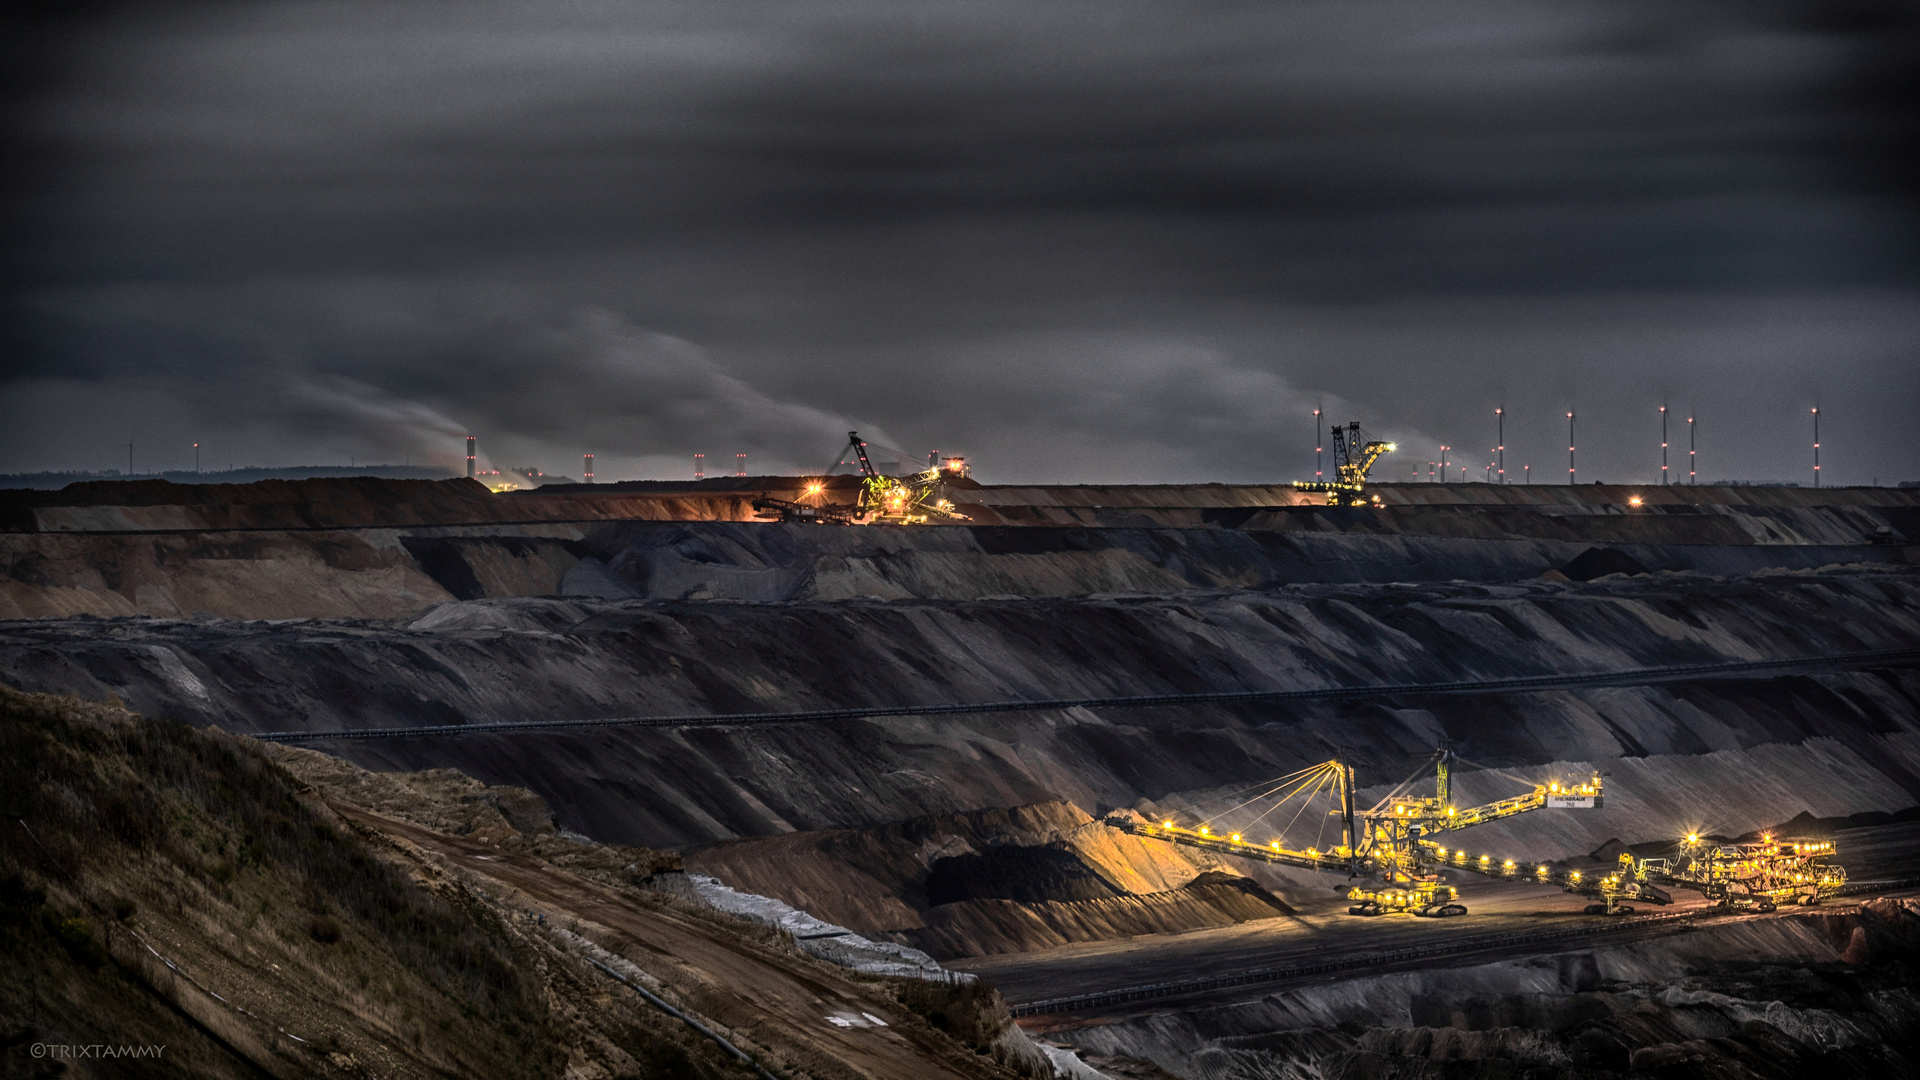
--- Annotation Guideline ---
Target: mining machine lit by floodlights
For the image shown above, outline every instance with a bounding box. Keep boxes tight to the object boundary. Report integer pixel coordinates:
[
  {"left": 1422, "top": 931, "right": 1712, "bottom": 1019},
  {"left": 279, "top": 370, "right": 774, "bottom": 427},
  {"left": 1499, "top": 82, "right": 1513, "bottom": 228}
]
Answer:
[
  {"left": 752, "top": 431, "right": 969, "bottom": 525},
  {"left": 1628, "top": 834, "right": 1845, "bottom": 911},
  {"left": 1419, "top": 828, "right": 1846, "bottom": 916},
  {"left": 1110, "top": 749, "right": 1851, "bottom": 918},
  {"left": 1294, "top": 422, "right": 1395, "bottom": 506},
  {"left": 843, "top": 431, "right": 970, "bottom": 525},
  {"left": 1106, "top": 747, "right": 1603, "bottom": 918}
]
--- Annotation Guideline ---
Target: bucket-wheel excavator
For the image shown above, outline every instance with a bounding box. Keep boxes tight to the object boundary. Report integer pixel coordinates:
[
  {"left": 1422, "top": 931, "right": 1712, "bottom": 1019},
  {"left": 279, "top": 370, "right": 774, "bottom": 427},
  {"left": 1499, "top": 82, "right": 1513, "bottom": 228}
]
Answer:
[
  {"left": 1106, "top": 747, "right": 1604, "bottom": 917},
  {"left": 1341, "top": 747, "right": 1607, "bottom": 916},
  {"left": 1295, "top": 422, "right": 1395, "bottom": 506},
  {"left": 1111, "top": 746, "right": 1849, "bottom": 920},
  {"left": 753, "top": 431, "right": 969, "bottom": 525}
]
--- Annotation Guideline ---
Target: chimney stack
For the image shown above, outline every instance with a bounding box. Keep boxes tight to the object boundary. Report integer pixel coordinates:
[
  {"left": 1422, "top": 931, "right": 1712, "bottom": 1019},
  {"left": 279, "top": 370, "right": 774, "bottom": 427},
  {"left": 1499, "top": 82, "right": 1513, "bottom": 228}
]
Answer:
[{"left": 466, "top": 436, "right": 476, "bottom": 479}]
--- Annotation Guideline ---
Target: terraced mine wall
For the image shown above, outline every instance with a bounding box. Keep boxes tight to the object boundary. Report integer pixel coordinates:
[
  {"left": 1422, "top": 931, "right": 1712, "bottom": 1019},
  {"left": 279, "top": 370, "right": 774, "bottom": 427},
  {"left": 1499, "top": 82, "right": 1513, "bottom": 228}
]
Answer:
[
  {"left": 3, "top": 569, "right": 1916, "bottom": 857},
  {"left": 5, "top": 476, "right": 1920, "bottom": 979},
  {"left": 2, "top": 477, "right": 1915, "bottom": 618}
]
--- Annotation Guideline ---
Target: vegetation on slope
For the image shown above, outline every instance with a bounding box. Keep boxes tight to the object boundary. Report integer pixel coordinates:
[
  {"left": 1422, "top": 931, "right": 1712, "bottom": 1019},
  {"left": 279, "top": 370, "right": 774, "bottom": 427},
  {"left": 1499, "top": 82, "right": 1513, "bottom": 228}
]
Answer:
[
  {"left": 1, "top": 686, "right": 1028, "bottom": 1079},
  {"left": 0, "top": 686, "right": 568, "bottom": 1077}
]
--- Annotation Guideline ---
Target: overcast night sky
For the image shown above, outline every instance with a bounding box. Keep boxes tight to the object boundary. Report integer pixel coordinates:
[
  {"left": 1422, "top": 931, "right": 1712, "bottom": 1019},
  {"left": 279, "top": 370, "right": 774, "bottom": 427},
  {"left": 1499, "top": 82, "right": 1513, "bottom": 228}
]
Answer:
[{"left": 3, "top": 1, "right": 1916, "bottom": 485}]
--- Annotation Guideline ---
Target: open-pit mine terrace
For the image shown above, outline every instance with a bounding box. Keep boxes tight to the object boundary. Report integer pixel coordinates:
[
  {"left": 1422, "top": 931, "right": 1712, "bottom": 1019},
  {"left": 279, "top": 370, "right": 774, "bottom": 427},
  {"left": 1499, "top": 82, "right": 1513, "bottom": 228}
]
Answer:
[{"left": 4, "top": 475, "right": 1920, "bottom": 1078}]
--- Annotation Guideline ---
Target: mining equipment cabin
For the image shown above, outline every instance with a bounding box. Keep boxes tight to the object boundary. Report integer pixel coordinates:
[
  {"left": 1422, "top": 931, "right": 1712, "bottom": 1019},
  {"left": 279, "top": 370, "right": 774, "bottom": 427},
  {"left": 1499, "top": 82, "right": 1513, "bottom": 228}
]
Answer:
[{"left": 1108, "top": 746, "right": 1848, "bottom": 920}]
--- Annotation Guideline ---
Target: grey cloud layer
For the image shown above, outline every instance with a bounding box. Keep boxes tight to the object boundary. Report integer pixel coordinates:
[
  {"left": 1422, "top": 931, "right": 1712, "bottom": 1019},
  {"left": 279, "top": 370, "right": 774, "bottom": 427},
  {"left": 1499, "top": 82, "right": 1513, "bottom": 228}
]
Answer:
[{"left": 3, "top": 0, "right": 1915, "bottom": 482}]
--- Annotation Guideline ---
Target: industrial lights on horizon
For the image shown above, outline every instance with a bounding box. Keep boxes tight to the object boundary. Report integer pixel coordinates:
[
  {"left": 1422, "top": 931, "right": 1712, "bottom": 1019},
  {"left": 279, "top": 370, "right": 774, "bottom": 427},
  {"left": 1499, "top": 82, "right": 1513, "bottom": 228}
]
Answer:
[
  {"left": 1812, "top": 406, "right": 1821, "bottom": 488},
  {"left": 1660, "top": 405, "right": 1669, "bottom": 485},
  {"left": 1495, "top": 407, "right": 1505, "bottom": 483},
  {"left": 1313, "top": 407, "right": 1323, "bottom": 481}
]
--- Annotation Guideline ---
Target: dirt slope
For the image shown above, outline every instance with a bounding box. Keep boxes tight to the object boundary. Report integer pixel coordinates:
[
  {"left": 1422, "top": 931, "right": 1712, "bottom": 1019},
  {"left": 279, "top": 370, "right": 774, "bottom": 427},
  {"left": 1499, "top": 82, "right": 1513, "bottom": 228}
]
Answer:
[
  {"left": 324, "top": 803, "right": 1018, "bottom": 1080},
  {"left": 0, "top": 686, "right": 1034, "bottom": 1080},
  {"left": 685, "top": 802, "right": 1297, "bottom": 959}
]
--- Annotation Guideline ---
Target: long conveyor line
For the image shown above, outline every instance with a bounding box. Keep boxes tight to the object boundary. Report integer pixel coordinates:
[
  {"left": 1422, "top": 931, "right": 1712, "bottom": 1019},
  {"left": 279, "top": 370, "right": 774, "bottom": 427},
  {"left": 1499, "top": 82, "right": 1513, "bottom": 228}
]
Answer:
[{"left": 255, "top": 645, "right": 1920, "bottom": 742}]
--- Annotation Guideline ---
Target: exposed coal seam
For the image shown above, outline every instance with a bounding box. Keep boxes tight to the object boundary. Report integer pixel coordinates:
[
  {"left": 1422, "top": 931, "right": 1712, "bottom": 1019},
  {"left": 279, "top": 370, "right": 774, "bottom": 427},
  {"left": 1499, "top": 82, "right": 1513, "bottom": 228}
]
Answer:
[{"left": 254, "top": 647, "right": 1920, "bottom": 743}]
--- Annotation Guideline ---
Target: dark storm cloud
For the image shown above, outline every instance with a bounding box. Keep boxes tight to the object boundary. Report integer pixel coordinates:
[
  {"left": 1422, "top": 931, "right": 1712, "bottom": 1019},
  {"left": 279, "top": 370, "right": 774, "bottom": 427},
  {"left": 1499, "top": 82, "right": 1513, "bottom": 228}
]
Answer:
[{"left": 3, "top": 0, "right": 1916, "bottom": 482}]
